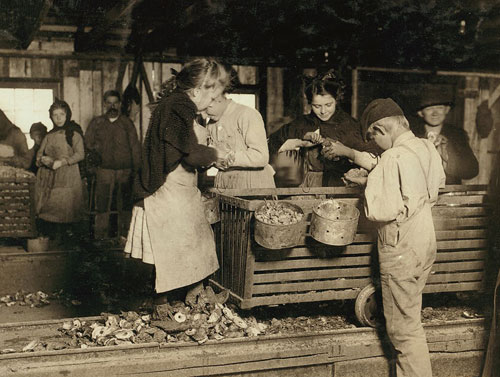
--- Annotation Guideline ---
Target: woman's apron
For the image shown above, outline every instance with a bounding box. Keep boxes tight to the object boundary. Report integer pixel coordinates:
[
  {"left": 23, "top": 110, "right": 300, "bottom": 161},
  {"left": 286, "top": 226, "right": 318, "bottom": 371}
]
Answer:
[
  {"left": 35, "top": 132, "right": 84, "bottom": 223},
  {"left": 144, "top": 162, "right": 219, "bottom": 293},
  {"left": 125, "top": 121, "right": 219, "bottom": 293}
]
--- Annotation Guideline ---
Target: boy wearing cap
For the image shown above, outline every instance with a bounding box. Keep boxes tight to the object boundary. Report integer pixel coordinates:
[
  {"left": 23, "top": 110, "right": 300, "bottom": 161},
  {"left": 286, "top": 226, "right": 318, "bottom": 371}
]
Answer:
[
  {"left": 326, "top": 98, "right": 445, "bottom": 377},
  {"left": 413, "top": 92, "right": 478, "bottom": 184}
]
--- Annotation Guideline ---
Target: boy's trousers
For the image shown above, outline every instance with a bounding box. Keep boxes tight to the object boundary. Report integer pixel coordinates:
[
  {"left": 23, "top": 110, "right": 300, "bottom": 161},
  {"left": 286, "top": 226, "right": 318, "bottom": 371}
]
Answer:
[{"left": 378, "top": 204, "right": 436, "bottom": 377}]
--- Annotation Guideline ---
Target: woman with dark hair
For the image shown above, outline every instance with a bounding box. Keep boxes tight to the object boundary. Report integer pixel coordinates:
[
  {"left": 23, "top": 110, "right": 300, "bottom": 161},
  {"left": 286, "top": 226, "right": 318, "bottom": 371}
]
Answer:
[
  {"left": 268, "top": 71, "right": 380, "bottom": 187},
  {"left": 121, "top": 85, "right": 141, "bottom": 121},
  {"left": 35, "top": 99, "right": 85, "bottom": 241},
  {"left": 125, "top": 58, "right": 229, "bottom": 309}
]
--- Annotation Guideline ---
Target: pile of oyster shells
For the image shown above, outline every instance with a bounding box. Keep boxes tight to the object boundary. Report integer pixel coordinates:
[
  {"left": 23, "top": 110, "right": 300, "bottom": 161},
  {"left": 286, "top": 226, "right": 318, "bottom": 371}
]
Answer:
[
  {"left": 15, "top": 286, "right": 268, "bottom": 352},
  {"left": 0, "top": 290, "right": 50, "bottom": 308}
]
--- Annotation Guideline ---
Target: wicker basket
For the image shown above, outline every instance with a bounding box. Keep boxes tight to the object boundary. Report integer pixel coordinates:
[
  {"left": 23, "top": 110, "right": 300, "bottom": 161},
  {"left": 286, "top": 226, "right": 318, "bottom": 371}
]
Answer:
[{"left": 0, "top": 176, "right": 36, "bottom": 238}]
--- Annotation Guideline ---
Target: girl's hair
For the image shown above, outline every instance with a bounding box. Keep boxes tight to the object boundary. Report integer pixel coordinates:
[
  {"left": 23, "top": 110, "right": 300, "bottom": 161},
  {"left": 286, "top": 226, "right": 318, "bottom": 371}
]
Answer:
[
  {"left": 121, "top": 85, "right": 141, "bottom": 116},
  {"left": 49, "top": 99, "right": 71, "bottom": 122},
  {"left": 155, "top": 58, "right": 229, "bottom": 102},
  {"left": 304, "top": 69, "right": 345, "bottom": 103}
]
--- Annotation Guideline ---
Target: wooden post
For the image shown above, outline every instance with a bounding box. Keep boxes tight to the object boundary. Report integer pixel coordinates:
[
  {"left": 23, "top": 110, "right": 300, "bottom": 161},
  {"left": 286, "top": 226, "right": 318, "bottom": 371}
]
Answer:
[
  {"left": 79, "top": 70, "right": 94, "bottom": 133},
  {"left": 62, "top": 60, "right": 80, "bottom": 125},
  {"left": 258, "top": 66, "right": 267, "bottom": 124},
  {"left": 140, "top": 61, "right": 154, "bottom": 141},
  {"left": 303, "top": 68, "right": 317, "bottom": 114},
  {"left": 140, "top": 61, "right": 154, "bottom": 104},
  {"left": 152, "top": 62, "right": 163, "bottom": 99},
  {"left": 115, "top": 59, "right": 129, "bottom": 94},
  {"left": 266, "top": 67, "right": 284, "bottom": 128},
  {"left": 352, "top": 68, "right": 359, "bottom": 119},
  {"left": 92, "top": 70, "right": 102, "bottom": 127},
  {"left": 462, "top": 76, "right": 500, "bottom": 185}
]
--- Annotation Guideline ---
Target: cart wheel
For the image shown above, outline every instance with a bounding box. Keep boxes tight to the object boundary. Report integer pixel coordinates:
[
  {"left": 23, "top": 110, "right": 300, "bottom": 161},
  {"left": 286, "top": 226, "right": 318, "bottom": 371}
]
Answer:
[{"left": 355, "top": 283, "right": 381, "bottom": 327}]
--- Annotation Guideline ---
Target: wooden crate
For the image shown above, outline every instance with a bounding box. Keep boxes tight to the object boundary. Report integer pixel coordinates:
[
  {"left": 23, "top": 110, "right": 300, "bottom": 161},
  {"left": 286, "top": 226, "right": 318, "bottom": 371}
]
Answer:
[
  {"left": 210, "top": 185, "right": 490, "bottom": 309},
  {"left": 0, "top": 177, "right": 36, "bottom": 238}
]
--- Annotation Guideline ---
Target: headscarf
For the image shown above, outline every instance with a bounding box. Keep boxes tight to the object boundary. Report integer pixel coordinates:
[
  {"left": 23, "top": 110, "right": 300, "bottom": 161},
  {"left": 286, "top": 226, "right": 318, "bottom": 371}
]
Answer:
[{"left": 48, "top": 100, "right": 84, "bottom": 147}]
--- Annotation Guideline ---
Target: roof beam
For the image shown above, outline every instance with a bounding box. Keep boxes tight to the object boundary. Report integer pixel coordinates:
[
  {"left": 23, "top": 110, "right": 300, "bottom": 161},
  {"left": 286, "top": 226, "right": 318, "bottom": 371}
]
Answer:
[
  {"left": 21, "top": 0, "right": 53, "bottom": 49},
  {"left": 75, "top": 0, "right": 141, "bottom": 52}
]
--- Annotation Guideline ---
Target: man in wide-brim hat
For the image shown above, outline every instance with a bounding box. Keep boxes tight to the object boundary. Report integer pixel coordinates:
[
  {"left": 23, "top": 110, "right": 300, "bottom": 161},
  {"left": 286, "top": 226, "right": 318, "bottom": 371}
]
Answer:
[{"left": 412, "top": 87, "right": 478, "bottom": 184}]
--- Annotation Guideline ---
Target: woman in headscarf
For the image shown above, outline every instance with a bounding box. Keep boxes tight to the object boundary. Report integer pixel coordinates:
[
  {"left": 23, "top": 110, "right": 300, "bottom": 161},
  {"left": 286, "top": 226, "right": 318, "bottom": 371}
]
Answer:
[
  {"left": 35, "top": 99, "right": 85, "bottom": 242},
  {"left": 125, "top": 58, "right": 229, "bottom": 310}
]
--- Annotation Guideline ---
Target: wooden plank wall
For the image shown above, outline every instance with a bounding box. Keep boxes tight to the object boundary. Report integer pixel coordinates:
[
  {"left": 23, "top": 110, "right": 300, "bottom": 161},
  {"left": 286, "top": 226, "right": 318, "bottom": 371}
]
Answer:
[
  {"left": 267, "top": 67, "right": 284, "bottom": 126},
  {"left": 463, "top": 76, "right": 500, "bottom": 185},
  {"left": 0, "top": 54, "right": 265, "bottom": 142}
]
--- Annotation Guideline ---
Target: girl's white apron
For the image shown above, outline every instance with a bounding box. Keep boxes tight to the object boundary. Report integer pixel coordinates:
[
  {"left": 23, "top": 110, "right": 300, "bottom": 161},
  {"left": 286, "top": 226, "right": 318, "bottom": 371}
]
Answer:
[{"left": 125, "top": 123, "right": 219, "bottom": 293}]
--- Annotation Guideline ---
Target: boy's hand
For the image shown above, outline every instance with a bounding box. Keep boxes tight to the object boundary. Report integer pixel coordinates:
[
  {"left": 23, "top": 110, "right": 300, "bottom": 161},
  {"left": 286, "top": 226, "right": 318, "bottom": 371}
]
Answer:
[
  {"left": 343, "top": 168, "right": 368, "bottom": 186},
  {"left": 343, "top": 175, "right": 368, "bottom": 186},
  {"left": 331, "top": 140, "right": 352, "bottom": 158},
  {"left": 303, "top": 132, "right": 323, "bottom": 144},
  {"left": 322, "top": 140, "right": 353, "bottom": 160}
]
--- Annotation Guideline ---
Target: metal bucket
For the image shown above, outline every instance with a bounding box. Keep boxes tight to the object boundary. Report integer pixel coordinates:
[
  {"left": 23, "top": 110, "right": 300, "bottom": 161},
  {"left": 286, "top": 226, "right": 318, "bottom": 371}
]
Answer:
[
  {"left": 202, "top": 193, "right": 220, "bottom": 224},
  {"left": 254, "top": 201, "right": 305, "bottom": 250},
  {"left": 310, "top": 199, "right": 359, "bottom": 246}
]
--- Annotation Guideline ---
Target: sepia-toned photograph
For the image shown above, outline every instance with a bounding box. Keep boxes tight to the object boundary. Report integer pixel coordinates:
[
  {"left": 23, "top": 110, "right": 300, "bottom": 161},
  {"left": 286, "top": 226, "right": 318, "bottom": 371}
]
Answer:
[{"left": 0, "top": 1, "right": 499, "bottom": 376}]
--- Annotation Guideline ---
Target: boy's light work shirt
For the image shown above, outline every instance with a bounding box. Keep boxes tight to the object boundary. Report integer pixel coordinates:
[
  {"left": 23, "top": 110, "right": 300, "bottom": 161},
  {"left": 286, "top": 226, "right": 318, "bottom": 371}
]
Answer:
[{"left": 364, "top": 131, "right": 445, "bottom": 270}]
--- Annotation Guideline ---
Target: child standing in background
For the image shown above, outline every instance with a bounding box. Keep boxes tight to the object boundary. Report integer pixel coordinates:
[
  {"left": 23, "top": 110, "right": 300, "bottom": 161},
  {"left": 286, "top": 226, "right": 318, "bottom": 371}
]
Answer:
[{"left": 28, "top": 122, "right": 47, "bottom": 174}]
